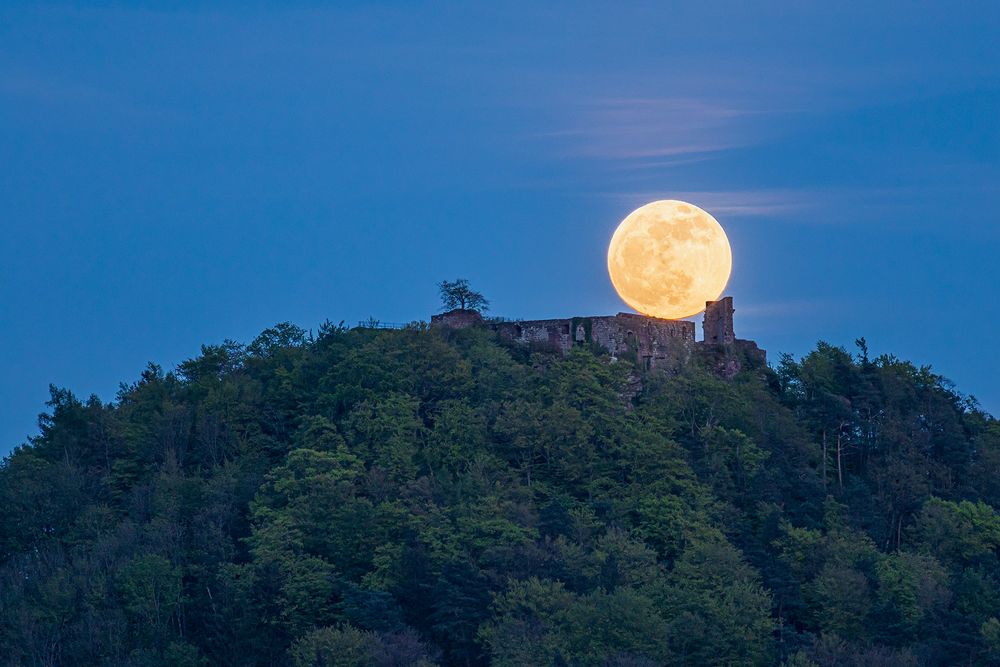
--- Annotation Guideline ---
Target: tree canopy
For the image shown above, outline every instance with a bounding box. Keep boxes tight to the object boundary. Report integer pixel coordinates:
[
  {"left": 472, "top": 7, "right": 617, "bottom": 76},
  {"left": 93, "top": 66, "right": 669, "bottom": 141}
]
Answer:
[
  {"left": 1, "top": 322, "right": 998, "bottom": 666},
  {"left": 438, "top": 279, "right": 489, "bottom": 313}
]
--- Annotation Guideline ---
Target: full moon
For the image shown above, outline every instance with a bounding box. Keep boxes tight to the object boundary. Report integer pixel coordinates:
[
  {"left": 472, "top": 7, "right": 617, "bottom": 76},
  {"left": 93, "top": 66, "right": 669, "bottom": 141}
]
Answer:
[{"left": 607, "top": 200, "right": 732, "bottom": 320}]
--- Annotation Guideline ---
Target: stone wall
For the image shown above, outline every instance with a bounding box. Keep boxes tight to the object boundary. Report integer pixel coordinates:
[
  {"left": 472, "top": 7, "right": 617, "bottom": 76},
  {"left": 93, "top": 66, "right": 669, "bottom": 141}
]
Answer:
[
  {"left": 698, "top": 297, "right": 766, "bottom": 377},
  {"left": 429, "top": 297, "right": 765, "bottom": 377},
  {"left": 492, "top": 319, "right": 568, "bottom": 350},
  {"left": 703, "top": 296, "right": 735, "bottom": 345},
  {"left": 493, "top": 313, "right": 695, "bottom": 370},
  {"left": 430, "top": 309, "right": 485, "bottom": 329}
]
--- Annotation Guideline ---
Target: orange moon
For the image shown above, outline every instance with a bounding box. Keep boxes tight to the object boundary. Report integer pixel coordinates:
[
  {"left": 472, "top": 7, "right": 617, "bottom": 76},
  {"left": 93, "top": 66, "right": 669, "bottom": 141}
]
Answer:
[{"left": 607, "top": 200, "right": 732, "bottom": 320}]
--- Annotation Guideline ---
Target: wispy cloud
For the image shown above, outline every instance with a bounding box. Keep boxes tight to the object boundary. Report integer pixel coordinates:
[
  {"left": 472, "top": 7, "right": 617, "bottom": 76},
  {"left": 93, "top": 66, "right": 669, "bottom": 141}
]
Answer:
[
  {"left": 586, "top": 185, "right": 961, "bottom": 225},
  {"left": 537, "top": 95, "right": 792, "bottom": 162},
  {"left": 736, "top": 298, "right": 847, "bottom": 318},
  {"left": 733, "top": 297, "right": 865, "bottom": 341},
  {"left": 584, "top": 188, "right": 822, "bottom": 219},
  {"left": 632, "top": 189, "right": 813, "bottom": 217},
  {"left": 0, "top": 69, "right": 178, "bottom": 124}
]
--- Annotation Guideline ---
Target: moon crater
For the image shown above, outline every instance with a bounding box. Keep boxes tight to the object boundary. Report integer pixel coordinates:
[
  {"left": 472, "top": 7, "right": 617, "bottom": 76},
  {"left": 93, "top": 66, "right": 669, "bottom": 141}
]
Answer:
[{"left": 607, "top": 200, "right": 732, "bottom": 320}]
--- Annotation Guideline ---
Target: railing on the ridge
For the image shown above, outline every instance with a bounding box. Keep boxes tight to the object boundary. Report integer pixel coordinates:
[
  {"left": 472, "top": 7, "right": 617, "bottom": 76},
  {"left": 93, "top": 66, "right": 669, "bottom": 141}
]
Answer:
[
  {"left": 355, "top": 315, "right": 522, "bottom": 330},
  {"left": 355, "top": 320, "right": 409, "bottom": 330}
]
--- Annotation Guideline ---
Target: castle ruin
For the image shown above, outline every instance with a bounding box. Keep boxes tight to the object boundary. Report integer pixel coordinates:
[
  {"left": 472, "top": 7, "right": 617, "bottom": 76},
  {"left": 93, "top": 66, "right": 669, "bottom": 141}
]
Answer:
[{"left": 431, "top": 297, "right": 765, "bottom": 377}]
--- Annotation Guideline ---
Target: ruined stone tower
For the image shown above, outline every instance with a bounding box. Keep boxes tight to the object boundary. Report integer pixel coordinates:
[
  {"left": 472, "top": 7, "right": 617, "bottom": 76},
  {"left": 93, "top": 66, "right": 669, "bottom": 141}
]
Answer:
[
  {"left": 703, "top": 296, "right": 735, "bottom": 345},
  {"left": 429, "top": 295, "right": 765, "bottom": 378}
]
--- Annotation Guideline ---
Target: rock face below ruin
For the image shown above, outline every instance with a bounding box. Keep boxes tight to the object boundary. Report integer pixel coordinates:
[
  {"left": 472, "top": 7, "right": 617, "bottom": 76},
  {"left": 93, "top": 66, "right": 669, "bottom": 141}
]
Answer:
[{"left": 430, "top": 297, "right": 765, "bottom": 377}]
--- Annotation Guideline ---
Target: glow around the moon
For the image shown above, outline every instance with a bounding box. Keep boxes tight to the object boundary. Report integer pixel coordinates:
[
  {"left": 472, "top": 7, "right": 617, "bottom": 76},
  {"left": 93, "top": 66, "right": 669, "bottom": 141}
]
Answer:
[{"left": 607, "top": 200, "right": 732, "bottom": 320}]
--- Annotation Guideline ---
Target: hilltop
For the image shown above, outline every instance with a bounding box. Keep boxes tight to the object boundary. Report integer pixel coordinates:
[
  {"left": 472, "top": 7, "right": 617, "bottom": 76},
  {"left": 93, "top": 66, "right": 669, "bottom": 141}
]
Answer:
[{"left": 2, "top": 320, "right": 1000, "bottom": 666}]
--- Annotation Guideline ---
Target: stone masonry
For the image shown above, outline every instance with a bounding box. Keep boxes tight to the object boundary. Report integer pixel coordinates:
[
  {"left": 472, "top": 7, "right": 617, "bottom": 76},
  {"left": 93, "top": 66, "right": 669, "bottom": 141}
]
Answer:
[
  {"left": 491, "top": 313, "right": 695, "bottom": 370},
  {"left": 703, "top": 296, "right": 735, "bottom": 345},
  {"left": 699, "top": 297, "right": 766, "bottom": 377},
  {"left": 430, "top": 296, "right": 765, "bottom": 376}
]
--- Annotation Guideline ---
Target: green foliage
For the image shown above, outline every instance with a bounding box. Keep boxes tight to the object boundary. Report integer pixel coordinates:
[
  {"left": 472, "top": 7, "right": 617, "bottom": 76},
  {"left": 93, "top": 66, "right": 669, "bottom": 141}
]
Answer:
[
  {"left": 289, "top": 625, "right": 376, "bottom": 667},
  {"left": 657, "top": 537, "right": 775, "bottom": 665},
  {"left": 117, "top": 554, "right": 183, "bottom": 629},
  {"left": 480, "top": 577, "right": 671, "bottom": 666},
  {"left": 810, "top": 562, "right": 871, "bottom": 638},
  {"left": 1, "top": 322, "right": 998, "bottom": 665},
  {"left": 914, "top": 497, "right": 1000, "bottom": 565},
  {"left": 874, "top": 552, "right": 950, "bottom": 637},
  {"left": 982, "top": 617, "right": 1000, "bottom": 666}
]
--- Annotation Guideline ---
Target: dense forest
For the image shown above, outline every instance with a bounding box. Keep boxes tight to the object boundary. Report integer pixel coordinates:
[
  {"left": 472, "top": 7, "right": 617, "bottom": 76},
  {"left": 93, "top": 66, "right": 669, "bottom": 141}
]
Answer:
[{"left": 3, "top": 318, "right": 1000, "bottom": 666}]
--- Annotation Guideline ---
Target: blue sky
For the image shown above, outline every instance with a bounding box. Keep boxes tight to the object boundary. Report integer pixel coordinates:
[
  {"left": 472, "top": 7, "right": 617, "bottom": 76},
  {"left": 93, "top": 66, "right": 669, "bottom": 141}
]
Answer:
[{"left": 2, "top": 2, "right": 999, "bottom": 454}]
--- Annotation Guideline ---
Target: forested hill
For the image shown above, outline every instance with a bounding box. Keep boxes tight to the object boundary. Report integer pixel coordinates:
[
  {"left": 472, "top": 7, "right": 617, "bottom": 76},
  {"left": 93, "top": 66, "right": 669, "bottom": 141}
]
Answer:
[{"left": 3, "top": 321, "right": 1000, "bottom": 667}]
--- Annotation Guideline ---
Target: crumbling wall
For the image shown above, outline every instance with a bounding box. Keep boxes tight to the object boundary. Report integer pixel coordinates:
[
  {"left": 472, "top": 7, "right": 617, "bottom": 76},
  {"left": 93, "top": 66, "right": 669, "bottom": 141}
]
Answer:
[
  {"left": 494, "top": 313, "right": 694, "bottom": 370},
  {"left": 703, "top": 297, "right": 735, "bottom": 345},
  {"left": 592, "top": 314, "right": 694, "bottom": 369},
  {"left": 696, "top": 298, "right": 767, "bottom": 376},
  {"left": 493, "top": 319, "right": 572, "bottom": 350},
  {"left": 432, "top": 298, "right": 764, "bottom": 378},
  {"left": 430, "top": 309, "right": 485, "bottom": 329}
]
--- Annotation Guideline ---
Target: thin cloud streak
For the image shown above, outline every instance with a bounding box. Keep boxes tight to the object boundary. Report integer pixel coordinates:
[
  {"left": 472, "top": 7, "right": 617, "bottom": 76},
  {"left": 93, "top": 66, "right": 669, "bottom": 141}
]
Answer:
[
  {"left": 736, "top": 298, "right": 850, "bottom": 318},
  {"left": 592, "top": 189, "right": 821, "bottom": 218},
  {"left": 733, "top": 298, "right": 864, "bottom": 342},
  {"left": 591, "top": 186, "right": 966, "bottom": 224},
  {"left": 0, "top": 69, "right": 180, "bottom": 124},
  {"left": 538, "top": 95, "right": 792, "bottom": 161}
]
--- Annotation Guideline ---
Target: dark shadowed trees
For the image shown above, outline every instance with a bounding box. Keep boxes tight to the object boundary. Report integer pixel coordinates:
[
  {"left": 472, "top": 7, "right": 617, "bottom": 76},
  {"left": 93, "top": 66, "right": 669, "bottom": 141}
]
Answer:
[{"left": 0, "top": 326, "right": 997, "bottom": 665}]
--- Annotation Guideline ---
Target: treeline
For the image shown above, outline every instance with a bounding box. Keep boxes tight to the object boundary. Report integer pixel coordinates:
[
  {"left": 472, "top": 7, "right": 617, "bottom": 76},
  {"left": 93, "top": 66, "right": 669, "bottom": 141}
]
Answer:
[{"left": 2, "top": 321, "right": 1000, "bottom": 666}]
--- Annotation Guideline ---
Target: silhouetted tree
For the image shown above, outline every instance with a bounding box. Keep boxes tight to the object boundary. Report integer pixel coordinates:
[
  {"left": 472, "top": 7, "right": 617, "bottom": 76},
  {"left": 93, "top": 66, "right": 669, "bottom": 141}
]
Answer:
[{"left": 438, "top": 279, "right": 489, "bottom": 312}]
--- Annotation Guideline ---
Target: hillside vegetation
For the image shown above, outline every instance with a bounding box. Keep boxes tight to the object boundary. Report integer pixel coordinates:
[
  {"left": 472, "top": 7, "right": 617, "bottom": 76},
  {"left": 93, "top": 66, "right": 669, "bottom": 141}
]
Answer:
[{"left": 3, "top": 321, "right": 1000, "bottom": 666}]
